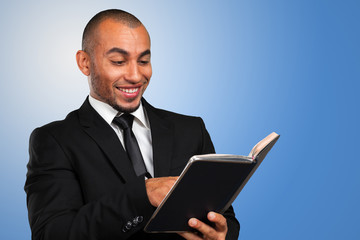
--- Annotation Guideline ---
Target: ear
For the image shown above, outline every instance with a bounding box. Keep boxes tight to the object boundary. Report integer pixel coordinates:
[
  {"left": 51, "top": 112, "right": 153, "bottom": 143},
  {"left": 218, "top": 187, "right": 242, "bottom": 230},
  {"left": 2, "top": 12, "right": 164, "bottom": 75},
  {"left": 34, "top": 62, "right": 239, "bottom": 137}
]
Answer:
[{"left": 76, "top": 50, "right": 91, "bottom": 76}]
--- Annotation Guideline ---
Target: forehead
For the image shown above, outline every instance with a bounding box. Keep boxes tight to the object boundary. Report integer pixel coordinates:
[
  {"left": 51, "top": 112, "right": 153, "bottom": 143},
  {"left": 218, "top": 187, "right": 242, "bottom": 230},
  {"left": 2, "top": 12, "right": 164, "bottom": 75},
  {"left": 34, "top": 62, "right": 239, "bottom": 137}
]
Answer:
[{"left": 94, "top": 19, "right": 150, "bottom": 53}]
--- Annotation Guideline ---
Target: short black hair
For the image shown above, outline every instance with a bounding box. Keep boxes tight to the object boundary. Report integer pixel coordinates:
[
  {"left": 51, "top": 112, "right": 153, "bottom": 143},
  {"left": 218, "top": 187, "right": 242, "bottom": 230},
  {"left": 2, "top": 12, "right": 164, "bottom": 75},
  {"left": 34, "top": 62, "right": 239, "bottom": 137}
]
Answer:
[{"left": 82, "top": 9, "right": 143, "bottom": 53}]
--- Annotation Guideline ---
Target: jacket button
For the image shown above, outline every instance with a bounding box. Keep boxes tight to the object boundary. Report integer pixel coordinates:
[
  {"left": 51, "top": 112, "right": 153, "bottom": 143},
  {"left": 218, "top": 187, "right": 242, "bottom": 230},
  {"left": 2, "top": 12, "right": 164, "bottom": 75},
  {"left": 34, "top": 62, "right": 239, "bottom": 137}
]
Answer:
[
  {"left": 125, "top": 221, "right": 133, "bottom": 230},
  {"left": 132, "top": 215, "right": 144, "bottom": 226},
  {"left": 136, "top": 216, "right": 143, "bottom": 223},
  {"left": 122, "top": 220, "right": 132, "bottom": 232},
  {"left": 132, "top": 218, "right": 138, "bottom": 227}
]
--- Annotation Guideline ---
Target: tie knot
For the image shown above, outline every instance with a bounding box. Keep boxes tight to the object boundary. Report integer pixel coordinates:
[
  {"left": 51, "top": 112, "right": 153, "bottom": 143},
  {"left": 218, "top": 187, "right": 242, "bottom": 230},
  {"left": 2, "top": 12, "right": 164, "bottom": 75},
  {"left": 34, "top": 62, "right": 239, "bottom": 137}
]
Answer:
[{"left": 113, "top": 114, "right": 134, "bottom": 130}]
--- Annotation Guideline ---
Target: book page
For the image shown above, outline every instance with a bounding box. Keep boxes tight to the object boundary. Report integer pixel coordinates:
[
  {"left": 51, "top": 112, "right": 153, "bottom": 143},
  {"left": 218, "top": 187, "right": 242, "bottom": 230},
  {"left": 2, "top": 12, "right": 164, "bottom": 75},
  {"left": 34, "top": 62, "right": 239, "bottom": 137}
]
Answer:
[{"left": 248, "top": 132, "right": 279, "bottom": 159}]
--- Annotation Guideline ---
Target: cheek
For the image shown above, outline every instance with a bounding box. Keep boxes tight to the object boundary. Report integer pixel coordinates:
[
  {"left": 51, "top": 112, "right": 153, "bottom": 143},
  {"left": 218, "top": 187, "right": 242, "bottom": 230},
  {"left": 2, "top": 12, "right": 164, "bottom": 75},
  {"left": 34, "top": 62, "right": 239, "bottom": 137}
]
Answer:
[
  {"left": 101, "top": 72, "right": 121, "bottom": 90},
  {"left": 105, "top": 67, "right": 120, "bottom": 80},
  {"left": 145, "top": 67, "right": 152, "bottom": 80},
  {"left": 100, "top": 61, "right": 121, "bottom": 81}
]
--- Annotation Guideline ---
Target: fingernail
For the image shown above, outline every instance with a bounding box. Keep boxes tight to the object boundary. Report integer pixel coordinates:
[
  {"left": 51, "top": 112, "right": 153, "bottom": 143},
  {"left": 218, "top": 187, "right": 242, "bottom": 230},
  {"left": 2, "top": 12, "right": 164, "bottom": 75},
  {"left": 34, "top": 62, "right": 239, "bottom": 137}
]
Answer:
[
  {"left": 208, "top": 212, "right": 215, "bottom": 220},
  {"left": 189, "top": 218, "right": 197, "bottom": 227}
]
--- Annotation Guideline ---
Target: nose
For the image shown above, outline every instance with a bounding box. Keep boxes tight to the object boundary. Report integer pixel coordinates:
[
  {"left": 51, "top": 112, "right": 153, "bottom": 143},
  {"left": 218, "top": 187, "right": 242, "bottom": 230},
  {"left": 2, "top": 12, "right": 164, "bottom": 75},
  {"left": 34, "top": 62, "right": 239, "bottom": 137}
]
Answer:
[{"left": 124, "top": 61, "right": 142, "bottom": 84}]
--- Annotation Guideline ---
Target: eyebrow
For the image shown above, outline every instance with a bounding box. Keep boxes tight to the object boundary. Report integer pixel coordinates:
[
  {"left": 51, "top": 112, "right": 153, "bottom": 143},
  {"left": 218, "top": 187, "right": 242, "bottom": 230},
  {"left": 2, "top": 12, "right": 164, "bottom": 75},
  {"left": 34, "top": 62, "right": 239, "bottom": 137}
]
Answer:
[
  {"left": 139, "top": 49, "right": 151, "bottom": 58},
  {"left": 106, "top": 47, "right": 128, "bottom": 56},
  {"left": 106, "top": 48, "right": 151, "bottom": 58}
]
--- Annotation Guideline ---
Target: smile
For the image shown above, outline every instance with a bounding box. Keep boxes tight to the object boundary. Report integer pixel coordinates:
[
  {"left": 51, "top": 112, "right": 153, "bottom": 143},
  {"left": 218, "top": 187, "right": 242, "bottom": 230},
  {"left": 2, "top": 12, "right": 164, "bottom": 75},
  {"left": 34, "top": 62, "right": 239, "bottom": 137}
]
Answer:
[{"left": 118, "top": 88, "right": 139, "bottom": 93}]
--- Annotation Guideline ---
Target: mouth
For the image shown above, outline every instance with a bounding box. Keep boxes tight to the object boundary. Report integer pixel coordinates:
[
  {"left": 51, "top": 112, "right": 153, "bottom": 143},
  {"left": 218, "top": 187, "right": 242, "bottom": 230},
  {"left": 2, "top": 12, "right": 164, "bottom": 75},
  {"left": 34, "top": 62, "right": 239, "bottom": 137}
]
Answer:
[
  {"left": 115, "top": 86, "right": 142, "bottom": 99},
  {"left": 118, "top": 87, "right": 139, "bottom": 94}
]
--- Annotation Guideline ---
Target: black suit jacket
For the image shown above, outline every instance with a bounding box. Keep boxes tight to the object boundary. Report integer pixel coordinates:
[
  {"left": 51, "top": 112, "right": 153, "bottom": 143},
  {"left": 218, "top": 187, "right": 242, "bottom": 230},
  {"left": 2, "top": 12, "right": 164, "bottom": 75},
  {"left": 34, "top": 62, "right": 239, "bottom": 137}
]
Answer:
[{"left": 25, "top": 98, "right": 240, "bottom": 240}]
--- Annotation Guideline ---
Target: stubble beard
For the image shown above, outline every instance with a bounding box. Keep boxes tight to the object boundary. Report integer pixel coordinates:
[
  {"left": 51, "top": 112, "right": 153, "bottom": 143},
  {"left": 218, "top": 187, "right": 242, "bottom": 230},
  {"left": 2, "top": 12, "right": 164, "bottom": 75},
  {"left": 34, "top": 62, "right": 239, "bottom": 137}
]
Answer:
[
  {"left": 90, "top": 72, "right": 141, "bottom": 114},
  {"left": 111, "top": 97, "right": 141, "bottom": 114}
]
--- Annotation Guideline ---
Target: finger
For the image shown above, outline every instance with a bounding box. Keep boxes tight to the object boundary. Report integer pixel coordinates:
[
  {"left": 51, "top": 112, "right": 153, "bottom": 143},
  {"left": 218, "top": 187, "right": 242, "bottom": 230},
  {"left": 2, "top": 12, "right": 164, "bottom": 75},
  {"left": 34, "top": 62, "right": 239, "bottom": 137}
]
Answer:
[
  {"left": 167, "top": 176, "right": 179, "bottom": 183},
  {"left": 179, "top": 231, "right": 203, "bottom": 240},
  {"left": 145, "top": 177, "right": 178, "bottom": 207},
  {"left": 207, "top": 212, "right": 227, "bottom": 233},
  {"left": 188, "top": 218, "right": 217, "bottom": 239}
]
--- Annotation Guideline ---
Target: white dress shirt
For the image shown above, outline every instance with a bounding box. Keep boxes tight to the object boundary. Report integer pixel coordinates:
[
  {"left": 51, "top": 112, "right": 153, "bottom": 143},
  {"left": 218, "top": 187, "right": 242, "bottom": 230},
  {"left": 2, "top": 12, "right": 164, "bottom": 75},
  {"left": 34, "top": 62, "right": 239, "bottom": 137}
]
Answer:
[{"left": 88, "top": 95, "right": 154, "bottom": 177}]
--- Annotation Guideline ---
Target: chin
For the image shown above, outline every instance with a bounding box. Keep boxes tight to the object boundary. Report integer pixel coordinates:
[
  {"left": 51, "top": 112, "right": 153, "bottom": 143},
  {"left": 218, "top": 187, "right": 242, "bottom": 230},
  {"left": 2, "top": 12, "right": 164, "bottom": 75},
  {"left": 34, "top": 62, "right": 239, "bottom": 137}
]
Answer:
[{"left": 112, "top": 101, "right": 141, "bottom": 114}]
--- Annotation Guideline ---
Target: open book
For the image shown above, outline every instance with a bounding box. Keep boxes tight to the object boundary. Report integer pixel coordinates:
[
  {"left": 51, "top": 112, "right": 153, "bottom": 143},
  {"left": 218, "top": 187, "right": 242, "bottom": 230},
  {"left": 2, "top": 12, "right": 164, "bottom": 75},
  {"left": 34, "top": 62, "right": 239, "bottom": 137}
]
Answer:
[
  {"left": 249, "top": 132, "right": 279, "bottom": 160},
  {"left": 144, "top": 132, "right": 280, "bottom": 233}
]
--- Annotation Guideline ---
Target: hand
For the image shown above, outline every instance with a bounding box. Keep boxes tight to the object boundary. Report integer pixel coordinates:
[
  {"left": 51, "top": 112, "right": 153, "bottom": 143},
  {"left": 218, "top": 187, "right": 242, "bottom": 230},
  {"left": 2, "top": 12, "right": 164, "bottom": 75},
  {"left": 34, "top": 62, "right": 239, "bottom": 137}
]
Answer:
[
  {"left": 145, "top": 176, "right": 178, "bottom": 207},
  {"left": 179, "top": 212, "right": 228, "bottom": 240}
]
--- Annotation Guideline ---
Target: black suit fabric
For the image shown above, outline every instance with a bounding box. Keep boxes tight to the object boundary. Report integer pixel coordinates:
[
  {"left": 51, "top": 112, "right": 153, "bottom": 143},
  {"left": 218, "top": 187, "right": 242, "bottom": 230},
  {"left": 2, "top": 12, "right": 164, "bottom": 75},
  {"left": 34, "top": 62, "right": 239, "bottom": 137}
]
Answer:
[{"left": 25, "top": 98, "right": 240, "bottom": 240}]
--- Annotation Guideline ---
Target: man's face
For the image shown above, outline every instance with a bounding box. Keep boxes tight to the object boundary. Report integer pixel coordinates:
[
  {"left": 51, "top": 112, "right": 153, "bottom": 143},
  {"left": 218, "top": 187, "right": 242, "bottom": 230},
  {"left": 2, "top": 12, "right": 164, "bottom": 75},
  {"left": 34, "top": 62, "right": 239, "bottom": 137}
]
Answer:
[{"left": 87, "top": 19, "right": 152, "bottom": 113}]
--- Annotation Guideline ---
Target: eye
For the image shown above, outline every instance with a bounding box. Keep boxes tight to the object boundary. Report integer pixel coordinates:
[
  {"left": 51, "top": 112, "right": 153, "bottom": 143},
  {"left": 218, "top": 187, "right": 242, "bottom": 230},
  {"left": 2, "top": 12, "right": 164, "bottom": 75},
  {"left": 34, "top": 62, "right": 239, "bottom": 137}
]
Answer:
[
  {"left": 138, "top": 60, "right": 150, "bottom": 66},
  {"left": 111, "top": 60, "right": 125, "bottom": 66}
]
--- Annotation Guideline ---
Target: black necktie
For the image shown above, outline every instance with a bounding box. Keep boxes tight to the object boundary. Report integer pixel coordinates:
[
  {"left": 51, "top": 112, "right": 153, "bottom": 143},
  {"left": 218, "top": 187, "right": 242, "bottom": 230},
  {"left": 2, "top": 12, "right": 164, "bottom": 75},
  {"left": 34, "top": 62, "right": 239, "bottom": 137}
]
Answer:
[{"left": 113, "top": 114, "right": 151, "bottom": 178}]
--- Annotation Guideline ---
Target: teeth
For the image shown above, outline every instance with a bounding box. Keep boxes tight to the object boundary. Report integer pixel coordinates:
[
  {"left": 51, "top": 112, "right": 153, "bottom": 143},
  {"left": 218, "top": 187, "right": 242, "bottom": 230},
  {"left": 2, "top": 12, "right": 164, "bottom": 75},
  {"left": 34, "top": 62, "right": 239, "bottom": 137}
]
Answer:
[{"left": 119, "top": 88, "right": 139, "bottom": 93}]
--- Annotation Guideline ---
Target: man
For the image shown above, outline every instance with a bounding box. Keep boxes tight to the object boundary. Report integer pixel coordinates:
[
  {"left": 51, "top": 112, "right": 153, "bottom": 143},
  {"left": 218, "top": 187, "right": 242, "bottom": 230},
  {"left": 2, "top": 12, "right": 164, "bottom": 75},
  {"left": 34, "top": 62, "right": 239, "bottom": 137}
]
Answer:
[{"left": 25, "top": 9, "right": 240, "bottom": 240}]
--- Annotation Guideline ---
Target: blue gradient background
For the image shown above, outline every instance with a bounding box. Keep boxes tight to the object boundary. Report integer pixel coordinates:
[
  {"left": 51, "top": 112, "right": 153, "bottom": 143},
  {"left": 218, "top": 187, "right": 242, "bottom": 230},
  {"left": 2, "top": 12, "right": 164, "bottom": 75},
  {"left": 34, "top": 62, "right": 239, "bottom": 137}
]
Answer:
[{"left": 1, "top": 0, "right": 359, "bottom": 239}]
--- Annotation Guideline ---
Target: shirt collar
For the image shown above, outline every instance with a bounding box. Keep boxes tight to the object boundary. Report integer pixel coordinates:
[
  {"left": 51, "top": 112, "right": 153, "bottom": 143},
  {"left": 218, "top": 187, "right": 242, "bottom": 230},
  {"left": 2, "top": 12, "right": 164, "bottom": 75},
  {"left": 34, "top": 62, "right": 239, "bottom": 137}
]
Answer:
[
  {"left": 128, "top": 102, "right": 150, "bottom": 129},
  {"left": 88, "top": 95, "right": 150, "bottom": 129}
]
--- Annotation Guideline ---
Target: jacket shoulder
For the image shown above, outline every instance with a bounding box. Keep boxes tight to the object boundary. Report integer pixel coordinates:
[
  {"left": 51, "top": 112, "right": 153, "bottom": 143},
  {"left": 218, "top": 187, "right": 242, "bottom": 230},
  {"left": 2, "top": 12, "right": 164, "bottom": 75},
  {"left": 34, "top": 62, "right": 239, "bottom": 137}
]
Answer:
[
  {"left": 143, "top": 99, "right": 202, "bottom": 122},
  {"left": 36, "top": 109, "right": 80, "bottom": 133},
  {"left": 29, "top": 110, "right": 85, "bottom": 149}
]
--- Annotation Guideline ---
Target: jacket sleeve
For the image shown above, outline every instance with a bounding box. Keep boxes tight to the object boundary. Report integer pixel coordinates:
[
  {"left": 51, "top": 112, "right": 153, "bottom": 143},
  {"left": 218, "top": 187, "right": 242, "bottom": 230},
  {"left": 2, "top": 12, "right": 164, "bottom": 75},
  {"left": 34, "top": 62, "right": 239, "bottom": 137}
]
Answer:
[
  {"left": 25, "top": 127, "right": 155, "bottom": 240},
  {"left": 198, "top": 117, "right": 240, "bottom": 240}
]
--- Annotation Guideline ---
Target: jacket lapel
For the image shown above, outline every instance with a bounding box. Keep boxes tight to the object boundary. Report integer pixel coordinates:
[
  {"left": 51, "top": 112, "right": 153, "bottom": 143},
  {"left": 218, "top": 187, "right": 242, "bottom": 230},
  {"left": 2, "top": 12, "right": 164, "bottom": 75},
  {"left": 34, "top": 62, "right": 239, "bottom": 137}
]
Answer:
[
  {"left": 143, "top": 99, "right": 174, "bottom": 177},
  {"left": 78, "top": 98, "right": 134, "bottom": 182}
]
